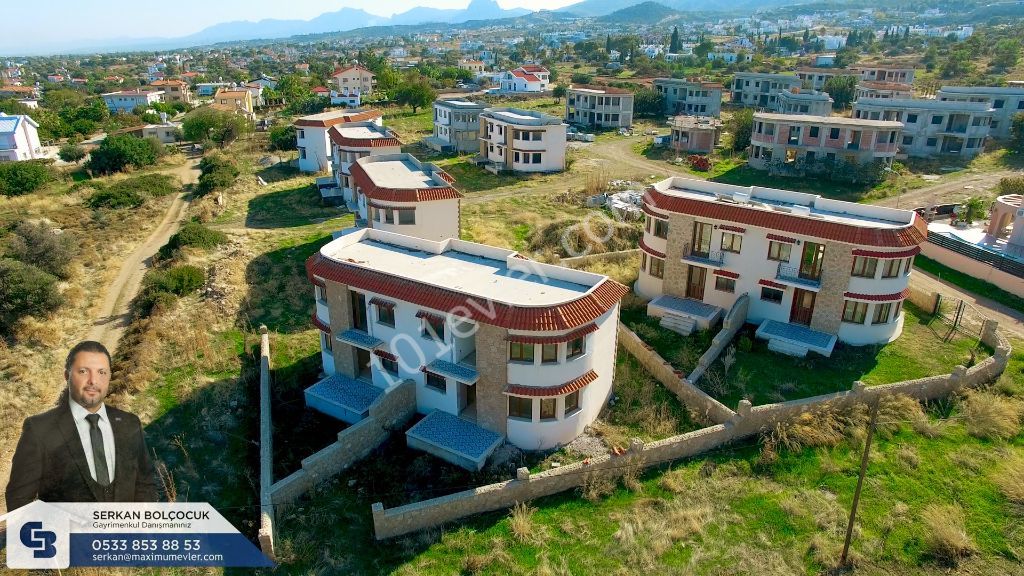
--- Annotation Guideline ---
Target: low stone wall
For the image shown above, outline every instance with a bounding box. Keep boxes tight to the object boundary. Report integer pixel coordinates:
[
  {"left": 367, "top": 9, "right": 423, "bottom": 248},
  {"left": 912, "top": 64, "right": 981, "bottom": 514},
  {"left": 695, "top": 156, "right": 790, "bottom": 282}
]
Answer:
[
  {"left": 617, "top": 323, "right": 736, "bottom": 424},
  {"left": 907, "top": 286, "right": 939, "bottom": 314},
  {"left": 688, "top": 295, "right": 749, "bottom": 385},
  {"left": 370, "top": 321, "right": 1011, "bottom": 541},
  {"left": 268, "top": 379, "right": 416, "bottom": 513},
  {"left": 256, "top": 327, "right": 275, "bottom": 560},
  {"left": 560, "top": 249, "right": 640, "bottom": 268}
]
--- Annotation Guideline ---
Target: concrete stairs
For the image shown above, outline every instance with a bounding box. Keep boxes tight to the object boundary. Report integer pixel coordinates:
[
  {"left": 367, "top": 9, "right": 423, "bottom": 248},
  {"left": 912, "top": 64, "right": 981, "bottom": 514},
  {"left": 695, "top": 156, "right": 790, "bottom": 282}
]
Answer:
[
  {"left": 767, "top": 338, "right": 810, "bottom": 358},
  {"left": 660, "top": 313, "right": 696, "bottom": 336}
]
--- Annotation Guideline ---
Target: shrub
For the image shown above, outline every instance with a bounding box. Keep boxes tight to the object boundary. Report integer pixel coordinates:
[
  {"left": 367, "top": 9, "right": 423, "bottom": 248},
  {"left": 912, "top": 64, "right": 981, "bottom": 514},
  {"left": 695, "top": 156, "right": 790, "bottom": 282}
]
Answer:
[
  {"left": 992, "top": 453, "right": 1024, "bottom": 504},
  {"left": 268, "top": 125, "right": 297, "bottom": 151},
  {"left": 197, "top": 153, "right": 239, "bottom": 196},
  {"left": 687, "top": 155, "right": 712, "bottom": 172},
  {"left": 0, "top": 258, "right": 63, "bottom": 338},
  {"left": 998, "top": 176, "right": 1024, "bottom": 196},
  {"left": 87, "top": 187, "right": 144, "bottom": 209},
  {"left": 961, "top": 390, "right": 1022, "bottom": 440},
  {"left": 571, "top": 72, "right": 593, "bottom": 84},
  {"left": 58, "top": 143, "right": 87, "bottom": 163},
  {"left": 920, "top": 504, "right": 977, "bottom": 563},
  {"left": 5, "top": 221, "right": 78, "bottom": 279},
  {"left": 737, "top": 335, "right": 753, "bottom": 352},
  {"left": 135, "top": 265, "right": 206, "bottom": 316},
  {"left": 87, "top": 134, "right": 159, "bottom": 174},
  {"left": 0, "top": 160, "right": 55, "bottom": 196},
  {"left": 508, "top": 502, "right": 536, "bottom": 544},
  {"left": 158, "top": 221, "right": 227, "bottom": 259}
]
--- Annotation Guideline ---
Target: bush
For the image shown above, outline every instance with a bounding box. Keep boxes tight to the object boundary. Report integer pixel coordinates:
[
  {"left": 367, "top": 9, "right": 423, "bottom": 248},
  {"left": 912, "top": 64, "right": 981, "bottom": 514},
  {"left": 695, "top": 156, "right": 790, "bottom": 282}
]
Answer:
[
  {"left": 158, "top": 221, "right": 227, "bottom": 259},
  {"left": 136, "top": 265, "right": 205, "bottom": 316},
  {"left": 87, "top": 187, "right": 144, "bottom": 209},
  {"left": 197, "top": 153, "right": 239, "bottom": 196},
  {"left": 0, "top": 160, "right": 55, "bottom": 196},
  {"left": 998, "top": 176, "right": 1024, "bottom": 196},
  {"left": 0, "top": 258, "right": 63, "bottom": 338},
  {"left": 571, "top": 72, "right": 593, "bottom": 84},
  {"left": 961, "top": 390, "right": 1022, "bottom": 440},
  {"left": 687, "top": 155, "right": 712, "bottom": 171},
  {"left": 87, "top": 134, "right": 159, "bottom": 174},
  {"left": 5, "top": 221, "right": 78, "bottom": 279},
  {"left": 268, "top": 125, "right": 297, "bottom": 151},
  {"left": 58, "top": 143, "right": 87, "bottom": 163}
]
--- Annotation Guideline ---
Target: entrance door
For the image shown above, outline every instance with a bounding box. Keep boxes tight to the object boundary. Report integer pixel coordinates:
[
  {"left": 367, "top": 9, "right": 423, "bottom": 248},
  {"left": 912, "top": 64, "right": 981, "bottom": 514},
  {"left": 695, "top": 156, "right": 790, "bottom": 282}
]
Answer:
[
  {"left": 686, "top": 266, "right": 707, "bottom": 300},
  {"left": 351, "top": 292, "right": 368, "bottom": 331},
  {"left": 790, "top": 288, "right": 816, "bottom": 326},
  {"left": 356, "top": 348, "right": 372, "bottom": 380}
]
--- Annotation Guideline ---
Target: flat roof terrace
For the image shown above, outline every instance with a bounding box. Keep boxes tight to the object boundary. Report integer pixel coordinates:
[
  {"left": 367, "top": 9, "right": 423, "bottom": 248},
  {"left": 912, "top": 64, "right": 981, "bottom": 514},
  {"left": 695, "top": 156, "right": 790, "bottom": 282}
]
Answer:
[
  {"left": 754, "top": 112, "right": 903, "bottom": 129},
  {"left": 360, "top": 158, "right": 438, "bottom": 189},
  {"left": 482, "top": 107, "right": 563, "bottom": 126}
]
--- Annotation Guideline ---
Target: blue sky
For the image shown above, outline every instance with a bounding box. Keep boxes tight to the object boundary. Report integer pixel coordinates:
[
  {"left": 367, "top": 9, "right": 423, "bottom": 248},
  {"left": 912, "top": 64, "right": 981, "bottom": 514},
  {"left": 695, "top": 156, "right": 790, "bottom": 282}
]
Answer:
[{"left": 6, "top": 0, "right": 576, "bottom": 53}]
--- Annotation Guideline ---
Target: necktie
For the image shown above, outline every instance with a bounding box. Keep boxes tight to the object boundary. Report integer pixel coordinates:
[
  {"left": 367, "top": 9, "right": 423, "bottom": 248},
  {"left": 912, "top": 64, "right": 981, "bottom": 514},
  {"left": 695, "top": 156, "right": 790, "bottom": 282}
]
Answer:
[{"left": 85, "top": 414, "right": 111, "bottom": 486}]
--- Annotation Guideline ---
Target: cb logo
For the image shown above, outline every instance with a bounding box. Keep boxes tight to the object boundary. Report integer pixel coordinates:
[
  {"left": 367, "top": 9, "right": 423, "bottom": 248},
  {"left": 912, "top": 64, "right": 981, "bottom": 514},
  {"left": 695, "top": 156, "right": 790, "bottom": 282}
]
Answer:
[{"left": 20, "top": 521, "right": 57, "bottom": 559}]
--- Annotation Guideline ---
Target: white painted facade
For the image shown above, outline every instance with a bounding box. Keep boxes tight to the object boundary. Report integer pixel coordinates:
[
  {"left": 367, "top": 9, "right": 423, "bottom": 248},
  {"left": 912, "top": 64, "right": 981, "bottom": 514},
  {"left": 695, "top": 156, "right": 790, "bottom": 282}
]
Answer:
[
  {"left": 0, "top": 113, "right": 41, "bottom": 162},
  {"left": 937, "top": 85, "right": 1024, "bottom": 139},
  {"left": 352, "top": 153, "right": 461, "bottom": 241},
  {"left": 101, "top": 89, "right": 163, "bottom": 114},
  {"left": 478, "top": 107, "right": 566, "bottom": 173},
  {"left": 294, "top": 109, "right": 383, "bottom": 173}
]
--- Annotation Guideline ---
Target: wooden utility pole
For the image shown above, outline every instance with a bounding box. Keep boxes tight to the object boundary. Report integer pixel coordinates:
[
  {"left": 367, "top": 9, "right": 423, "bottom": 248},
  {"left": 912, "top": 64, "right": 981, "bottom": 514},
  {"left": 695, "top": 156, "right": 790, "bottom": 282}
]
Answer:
[{"left": 841, "top": 399, "right": 879, "bottom": 566}]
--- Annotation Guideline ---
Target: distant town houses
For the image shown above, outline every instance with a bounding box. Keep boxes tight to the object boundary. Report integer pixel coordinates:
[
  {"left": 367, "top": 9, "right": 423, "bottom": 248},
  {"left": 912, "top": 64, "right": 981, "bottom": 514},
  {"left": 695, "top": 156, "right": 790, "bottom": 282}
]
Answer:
[
  {"left": 101, "top": 88, "right": 163, "bottom": 114},
  {"left": 111, "top": 120, "right": 183, "bottom": 145},
  {"left": 564, "top": 85, "right": 634, "bottom": 129},
  {"left": 748, "top": 113, "right": 902, "bottom": 175},
  {"left": 499, "top": 65, "right": 550, "bottom": 93},
  {"left": 150, "top": 79, "right": 193, "bottom": 106},
  {"left": 427, "top": 98, "right": 487, "bottom": 154},
  {"left": 476, "top": 107, "right": 566, "bottom": 174},
  {"left": 333, "top": 64, "right": 376, "bottom": 97},
  {"left": 0, "top": 113, "right": 41, "bottom": 162},
  {"left": 937, "top": 86, "right": 1024, "bottom": 140},
  {"left": 196, "top": 82, "right": 231, "bottom": 97},
  {"left": 853, "top": 98, "right": 992, "bottom": 158},
  {"left": 654, "top": 78, "right": 724, "bottom": 118},
  {"left": 210, "top": 88, "right": 255, "bottom": 122}
]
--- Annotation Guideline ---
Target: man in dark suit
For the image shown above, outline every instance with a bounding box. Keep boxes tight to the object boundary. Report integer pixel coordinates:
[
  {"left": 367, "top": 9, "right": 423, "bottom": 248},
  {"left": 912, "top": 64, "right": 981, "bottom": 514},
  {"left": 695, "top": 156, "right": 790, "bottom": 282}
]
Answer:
[{"left": 6, "top": 341, "right": 159, "bottom": 512}]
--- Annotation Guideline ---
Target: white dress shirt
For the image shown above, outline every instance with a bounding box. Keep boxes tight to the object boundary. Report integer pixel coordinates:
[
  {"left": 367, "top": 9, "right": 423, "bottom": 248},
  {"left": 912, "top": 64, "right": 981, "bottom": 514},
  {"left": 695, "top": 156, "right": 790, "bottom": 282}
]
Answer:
[{"left": 69, "top": 401, "right": 116, "bottom": 482}]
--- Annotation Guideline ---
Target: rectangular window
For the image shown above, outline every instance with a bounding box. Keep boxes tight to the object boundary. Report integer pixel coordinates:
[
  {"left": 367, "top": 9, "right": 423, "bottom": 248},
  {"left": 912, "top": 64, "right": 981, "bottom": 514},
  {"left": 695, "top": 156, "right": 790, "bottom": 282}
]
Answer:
[
  {"left": 508, "top": 396, "right": 532, "bottom": 419},
  {"left": 377, "top": 305, "right": 395, "bottom": 327},
  {"left": 906, "top": 113, "right": 918, "bottom": 123},
  {"left": 423, "top": 316, "right": 445, "bottom": 341},
  {"left": 532, "top": 153, "right": 541, "bottom": 163},
  {"left": 842, "top": 300, "right": 869, "bottom": 323},
  {"left": 829, "top": 127, "right": 841, "bottom": 139},
  {"left": 509, "top": 341, "right": 535, "bottom": 362},
  {"left": 904, "top": 256, "right": 914, "bottom": 275},
  {"left": 767, "top": 241, "right": 792, "bottom": 262},
  {"left": 564, "top": 390, "right": 580, "bottom": 413},
  {"left": 872, "top": 302, "right": 893, "bottom": 325},
  {"left": 380, "top": 357, "right": 399, "bottom": 375},
  {"left": 541, "top": 343, "right": 558, "bottom": 364},
  {"left": 994, "top": 99, "right": 1005, "bottom": 109},
  {"left": 653, "top": 219, "right": 669, "bottom": 238},
  {"left": 322, "top": 331, "right": 333, "bottom": 352},
  {"left": 567, "top": 336, "right": 585, "bottom": 359},
  {"left": 721, "top": 232, "right": 742, "bottom": 253},
  {"left": 649, "top": 257, "right": 664, "bottom": 279},
  {"left": 809, "top": 126, "right": 820, "bottom": 138},
  {"left": 881, "top": 258, "right": 901, "bottom": 278},
  {"left": 715, "top": 276, "right": 736, "bottom": 293},
  {"left": 851, "top": 256, "right": 878, "bottom": 278},
  {"left": 926, "top": 137, "right": 938, "bottom": 147},
  {"left": 426, "top": 372, "right": 447, "bottom": 392},
  {"left": 540, "top": 398, "right": 556, "bottom": 420},
  {"left": 314, "top": 285, "right": 325, "bottom": 301},
  {"left": 931, "top": 115, "right": 943, "bottom": 125},
  {"left": 398, "top": 209, "right": 415, "bottom": 225},
  {"left": 902, "top": 135, "right": 913, "bottom": 146},
  {"left": 761, "top": 287, "right": 784, "bottom": 304},
  {"left": 384, "top": 210, "right": 395, "bottom": 225}
]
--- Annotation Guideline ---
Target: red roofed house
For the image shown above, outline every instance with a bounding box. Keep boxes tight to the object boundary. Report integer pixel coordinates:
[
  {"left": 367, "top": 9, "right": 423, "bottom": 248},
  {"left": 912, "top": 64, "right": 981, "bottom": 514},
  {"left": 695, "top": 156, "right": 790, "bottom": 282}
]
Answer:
[
  {"left": 637, "top": 177, "right": 926, "bottom": 356},
  {"left": 293, "top": 108, "right": 384, "bottom": 173},
  {"left": 349, "top": 152, "right": 459, "bottom": 241},
  {"left": 312, "top": 86, "right": 331, "bottom": 97},
  {"left": 499, "top": 65, "right": 550, "bottom": 93},
  {"left": 332, "top": 64, "right": 376, "bottom": 98},
  {"left": 304, "top": 226, "right": 628, "bottom": 467},
  {"left": 326, "top": 121, "right": 401, "bottom": 207}
]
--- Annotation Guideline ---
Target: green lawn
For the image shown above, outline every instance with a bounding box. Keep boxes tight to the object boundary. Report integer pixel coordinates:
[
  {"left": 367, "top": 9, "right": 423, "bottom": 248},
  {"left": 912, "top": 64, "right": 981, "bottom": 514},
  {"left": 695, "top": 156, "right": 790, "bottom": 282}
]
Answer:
[
  {"left": 914, "top": 255, "right": 1024, "bottom": 315},
  {"left": 432, "top": 155, "right": 529, "bottom": 193},
  {"left": 699, "top": 304, "right": 989, "bottom": 408}
]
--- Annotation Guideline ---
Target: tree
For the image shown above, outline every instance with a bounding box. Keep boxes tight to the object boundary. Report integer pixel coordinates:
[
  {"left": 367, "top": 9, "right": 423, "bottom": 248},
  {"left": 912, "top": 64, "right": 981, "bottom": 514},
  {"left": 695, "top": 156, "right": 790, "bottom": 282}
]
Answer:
[
  {"left": 269, "top": 125, "right": 297, "bottom": 151},
  {"left": 728, "top": 108, "right": 753, "bottom": 152},
  {"left": 962, "top": 196, "right": 988, "bottom": 225},
  {"left": 834, "top": 46, "right": 859, "bottom": 68},
  {"left": 58, "top": 143, "right": 87, "bottom": 163},
  {"left": 571, "top": 72, "right": 593, "bottom": 85},
  {"left": 395, "top": 75, "right": 436, "bottom": 113},
  {"left": 669, "top": 27, "right": 681, "bottom": 53},
  {"left": 633, "top": 88, "right": 665, "bottom": 118},
  {"left": 87, "top": 135, "right": 158, "bottom": 175},
  {"left": 0, "top": 160, "right": 55, "bottom": 197},
  {"left": 823, "top": 75, "right": 857, "bottom": 109},
  {"left": 197, "top": 153, "right": 240, "bottom": 195},
  {"left": 991, "top": 39, "right": 1020, "bottom": 71},
  {"left": 553, "top": 85, "right": 566, "bottom": 103},
  {"left": 5, "top": 221, "right": 78, "bottom": 279},
  {"left": 940, "top": 49, "right": 974, "bottom": 78},
  {"left": 182, "top": 107, "right": 249, "bottom": 147},
  {"left": 1010, "top": 112, "right": 1024, "bottom": 153},
  {"left": 0, "top": 258, "right": 63, "bottom": 338},
  {"left": 694, "top": 40, "right": 715, "bottom": 60}
]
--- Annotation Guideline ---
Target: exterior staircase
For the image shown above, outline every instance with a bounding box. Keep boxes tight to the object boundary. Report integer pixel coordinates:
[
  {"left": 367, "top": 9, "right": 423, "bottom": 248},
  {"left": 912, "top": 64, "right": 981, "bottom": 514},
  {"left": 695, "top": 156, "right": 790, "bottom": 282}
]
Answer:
[{"left": 659, "top": 313, "right": 696, "bottom": 336}]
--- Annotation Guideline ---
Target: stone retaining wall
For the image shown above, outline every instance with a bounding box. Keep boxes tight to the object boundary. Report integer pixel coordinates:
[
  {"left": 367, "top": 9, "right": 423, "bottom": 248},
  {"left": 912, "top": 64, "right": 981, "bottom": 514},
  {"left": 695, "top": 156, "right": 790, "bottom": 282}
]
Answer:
[
  {"left": 688, "top": 295, "right": 749, "bottom": 385},
  {"left": 257, "top": 327, "right": 275, "bottom": 559},
  {"left": 559, "top": 249, "right": 640, "bottom": 267},
  {"left": 370, "top": 320, "right": 1011, "bottom": 541}
]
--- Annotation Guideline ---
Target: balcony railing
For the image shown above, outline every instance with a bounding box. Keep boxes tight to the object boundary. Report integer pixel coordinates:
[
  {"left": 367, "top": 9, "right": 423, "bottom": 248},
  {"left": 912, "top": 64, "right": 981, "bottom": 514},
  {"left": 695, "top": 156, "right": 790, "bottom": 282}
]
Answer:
[
  {"left": 776, "top": 263, "right": 822, "bottom": 289},
  {"left": 682, "top": 246, "right": 724, "bottom": 267}
]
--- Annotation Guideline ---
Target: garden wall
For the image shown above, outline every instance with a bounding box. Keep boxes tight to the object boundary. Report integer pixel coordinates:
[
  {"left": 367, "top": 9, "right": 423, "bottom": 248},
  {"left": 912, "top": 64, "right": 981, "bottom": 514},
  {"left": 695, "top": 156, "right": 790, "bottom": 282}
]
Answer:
[
  {"left": 370, "top": 320, "right": 1012, "bottom": 541},
  {"left": 921, "top": 241, "right": 1024, "bottom": 298},
  {"left": 687, "top": 295, "right": 749, "bottom": 385},
  {"left": 560, "top": 248, "right": 640, "bottom": 268},
  {"left": 257, "top": 326, "right": 275, "bottom": 559}
]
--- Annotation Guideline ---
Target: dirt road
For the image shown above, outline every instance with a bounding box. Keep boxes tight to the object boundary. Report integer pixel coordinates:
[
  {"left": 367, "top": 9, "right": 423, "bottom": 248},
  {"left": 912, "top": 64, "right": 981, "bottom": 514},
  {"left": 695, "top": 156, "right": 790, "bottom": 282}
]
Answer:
[
  {"left": 86, "top": 159, "right": 201, "bottom": 353},
  {"left": 871, "top": 169, "right": 1021, "bottom": 209},
  {"left": 909, "top": 269, "right": 1024, "bottom": 339}
]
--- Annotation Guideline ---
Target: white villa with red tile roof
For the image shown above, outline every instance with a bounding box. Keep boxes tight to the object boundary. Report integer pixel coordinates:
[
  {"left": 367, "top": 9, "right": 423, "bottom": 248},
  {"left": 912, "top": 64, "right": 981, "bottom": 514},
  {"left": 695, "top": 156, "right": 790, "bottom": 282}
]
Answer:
[
  {"left": 636, "top": 177, "right": 926, "bottom": 356},
  {"left": 499, "top": 65, "right": 550, "bottom": 93},
  {"left": 294, "top": 109, "right": 383, "bottom": 173},
  {"left": 325, "top": 121, "right": 402, "bottom": 207},
  {"left": 305, "top": 228, "right": 628, "bottom": 468},
  {"left": 349, "top": 153, "right": 460, "bottom": 242}
]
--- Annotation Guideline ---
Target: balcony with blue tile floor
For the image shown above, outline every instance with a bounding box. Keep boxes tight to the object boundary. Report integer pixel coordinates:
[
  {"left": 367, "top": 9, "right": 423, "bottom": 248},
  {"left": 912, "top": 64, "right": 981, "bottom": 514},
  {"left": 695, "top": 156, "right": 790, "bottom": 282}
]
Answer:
[
  {"left": 648, "top": 294, "right": 724, "bottom": 331},
  {"left": 305, "top": 373, "right": 384, "bottom": 424},
  {"left": 336, "top": 328, "right": 383, "bottom": 350},
  {"left": 406, "top": 410, "right": 504, "bottom": 471}
]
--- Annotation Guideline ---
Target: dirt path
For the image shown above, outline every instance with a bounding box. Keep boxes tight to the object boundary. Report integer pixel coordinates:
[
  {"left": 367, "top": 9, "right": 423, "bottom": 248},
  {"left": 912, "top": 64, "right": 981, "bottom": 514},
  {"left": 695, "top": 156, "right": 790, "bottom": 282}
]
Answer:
[
  {"left": 909, "top": 269, "right": 1024, "bottom": 339},
  {"left": 86, "top": 158, "right": 201, "bottom": 353},
  {"left": 871, "top": 169, "right": 1021, "bottom": 209}
]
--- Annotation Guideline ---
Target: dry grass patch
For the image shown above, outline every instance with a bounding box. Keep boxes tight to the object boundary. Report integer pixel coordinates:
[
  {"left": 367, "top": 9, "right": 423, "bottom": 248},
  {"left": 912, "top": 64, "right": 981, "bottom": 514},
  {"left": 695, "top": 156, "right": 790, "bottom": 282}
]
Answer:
[
  {"left": 580, "top": 469, "right": 617, "bottom": 502},
  {"left": 921, "top": 504, "right": 978, "bottom": 563},
  {"left": 961, "top": 389, "right": 1023, "bottom": 440},
  {"left": 508, "top": 501, "right": 537, "bottom": 544},
  {"left": 610, "top": 498, "right": 712, "bottom": 572},
  {"left": 992, "top": 453, "right": 1024, "bottom": 504}
]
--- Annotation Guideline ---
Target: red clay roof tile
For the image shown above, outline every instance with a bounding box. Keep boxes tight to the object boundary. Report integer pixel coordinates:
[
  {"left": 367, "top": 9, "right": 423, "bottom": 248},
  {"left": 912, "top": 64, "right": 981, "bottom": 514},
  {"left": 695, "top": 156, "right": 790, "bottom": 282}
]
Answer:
[{"left": 506, "top": 369, "right": 596, "bottom": 397}]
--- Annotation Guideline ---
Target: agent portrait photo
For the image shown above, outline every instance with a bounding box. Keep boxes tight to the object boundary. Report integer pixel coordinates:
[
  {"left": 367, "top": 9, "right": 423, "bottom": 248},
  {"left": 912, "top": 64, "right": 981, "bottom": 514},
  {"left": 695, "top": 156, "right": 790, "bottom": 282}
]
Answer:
[{"left": 6, "top": 340, "right": 159, "bottom": 512}]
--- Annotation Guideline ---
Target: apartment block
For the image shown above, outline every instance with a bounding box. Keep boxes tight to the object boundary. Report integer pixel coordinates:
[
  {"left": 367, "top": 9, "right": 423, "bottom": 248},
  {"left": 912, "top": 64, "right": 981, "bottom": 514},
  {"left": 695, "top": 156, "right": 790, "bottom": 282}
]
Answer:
[
  {"left": 333, "top": 64, "right": 376, "bottom": 96},
  {"left": 426, "top": 98, "right": 487, "bottom": 154},
  {"left": 668, "top": 116, "right": 722, "bottom": 154},
  {"left": 852, "top": 98, "right": 992, "bottom": 158},
  {"left": 294, "top": 109, "right": 383, "bottom": 173},
  {"left": 350, "top": 153, "right": 460, "bottom": 241},
  {"left": 305, "top": 228, "right": 628, "bottom": 466},
  {"left": 794, "top": 68, "right": 850, "bottom": 92},
  {"left": 149, "top": 79, "right": 192, "bottom": 106},
  {"left": 937, "top": 85, "right": 1024, "bottom": 139},
  {"left": 101, "top": 89, "right": 163, "bottom": 114},
  {"left": 325, "top": 121, "right": 401, "bottom": 207},
  {"left": 653, "top": 78, "right": 723, "bottom": 117},
  {"left": 855, "top": 81, "right": 913, "bottom": 101},
  {"left": 775, "top": 89, "right": 834, "bottom": 116},
  {"left": 853, "top": 65, "right": 916, "bottom": 85},
  {"left": 636, "top": 177, "right": 926, "bottom": 356},
  {"left": 748, "top": 113, "right": 902, "bottom": 172},
  {"left": 477, "top": 107, "right": 566, "bottom": 174},
  {"left": 564, "top": 85, "right": 634, "bottom": 129},
  {"left": 730, "top": 72, "right": 801, "bottom": 108}
]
